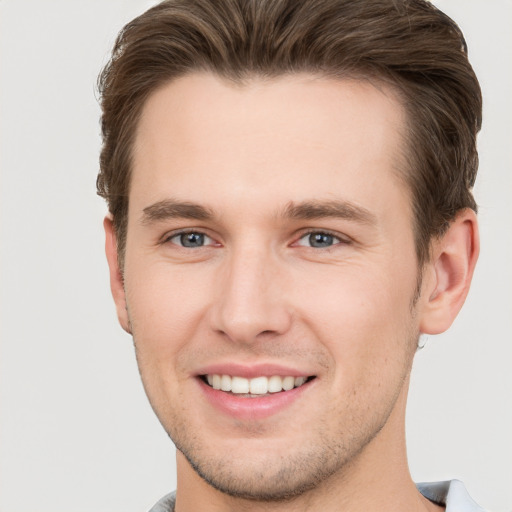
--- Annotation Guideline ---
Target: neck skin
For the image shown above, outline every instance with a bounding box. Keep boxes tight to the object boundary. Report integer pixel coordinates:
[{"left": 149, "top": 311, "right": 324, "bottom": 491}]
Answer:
[{"left": 173, "top": 375, "right": 444, "bottom": 512}]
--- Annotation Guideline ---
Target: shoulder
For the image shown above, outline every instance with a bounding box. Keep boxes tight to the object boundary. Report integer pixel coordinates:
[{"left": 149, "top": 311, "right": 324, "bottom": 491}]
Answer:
[
  {"left": 147, "top": 491, "right": 176, "bottom": 512},
  {"left": 148, "top": 483, "right": 486, "bottom": 512},
  {"left": 417, "top": 480, "right": 487, "bottom": 512}
]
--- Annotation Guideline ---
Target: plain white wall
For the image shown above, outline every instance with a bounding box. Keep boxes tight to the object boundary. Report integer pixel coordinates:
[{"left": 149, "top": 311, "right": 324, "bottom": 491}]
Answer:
[{"left": 0, "top": 1, "right": 510, "bottom": 511}]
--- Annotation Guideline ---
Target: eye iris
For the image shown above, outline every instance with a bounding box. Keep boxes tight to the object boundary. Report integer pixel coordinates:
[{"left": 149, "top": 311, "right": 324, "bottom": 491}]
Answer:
[
  {"left": 181, "top": 232, "right": 204, "bottom": 247},
  {"left": 309, "top": 232, "right": 334, "bottom": 248}
]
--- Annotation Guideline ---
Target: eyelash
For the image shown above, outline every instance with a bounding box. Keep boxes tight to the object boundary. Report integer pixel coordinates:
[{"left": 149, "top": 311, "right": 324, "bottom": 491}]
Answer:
[
  {"left": 295, "top": 229, "right": 349, "bottom": 249},
  {"left": 161, "top": 229, "right": 217, "bottom": 248},
  {"left": 161, "top": 229, "right": 350, "bottom": 249}
]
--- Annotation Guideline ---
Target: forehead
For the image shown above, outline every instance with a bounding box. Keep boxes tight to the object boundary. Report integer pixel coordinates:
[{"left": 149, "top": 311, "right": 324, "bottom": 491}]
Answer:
[{"left": 131, "top": 72, "right": 409, "bottom": 221}]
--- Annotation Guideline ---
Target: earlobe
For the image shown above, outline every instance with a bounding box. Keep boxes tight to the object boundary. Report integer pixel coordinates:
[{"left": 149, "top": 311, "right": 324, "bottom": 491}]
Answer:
[
  {"left": 419, "top": 209, "right": 479, "bottom": 335},
  {"left": 104, "top": 216, "right": 132, "bottom": 334}
]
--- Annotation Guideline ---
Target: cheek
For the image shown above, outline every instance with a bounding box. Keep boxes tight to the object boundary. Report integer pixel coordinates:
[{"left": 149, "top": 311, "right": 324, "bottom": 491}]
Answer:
[
  {"left": 123, "top": 264, "right": 213, "bottom": 421},
  {"left": 124, "top": 261, "right": 214, "bottom": 363},
  {"left": 295, "top": 263, "right": 417, "bottom": 374}
]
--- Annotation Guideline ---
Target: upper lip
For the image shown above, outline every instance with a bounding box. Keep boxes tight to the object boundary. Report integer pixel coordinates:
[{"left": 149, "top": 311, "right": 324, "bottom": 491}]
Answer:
[{"left": 195, "top": 362, "right": 314, "bottom": 379}]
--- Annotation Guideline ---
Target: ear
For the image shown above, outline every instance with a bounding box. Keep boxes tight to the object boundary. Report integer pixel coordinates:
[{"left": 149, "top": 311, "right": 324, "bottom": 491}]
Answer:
[
  {"left": 419, "top": 209, "right": 479, "bottom": 335},
  {"left": 104, "top": 216, "right": 132, "bottom": 334}
]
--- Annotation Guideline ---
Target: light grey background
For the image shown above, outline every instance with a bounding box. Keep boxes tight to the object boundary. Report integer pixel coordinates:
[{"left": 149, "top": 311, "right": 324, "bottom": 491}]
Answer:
[{"left": 1, "top": 1, "right": 510, "bottom": 511}]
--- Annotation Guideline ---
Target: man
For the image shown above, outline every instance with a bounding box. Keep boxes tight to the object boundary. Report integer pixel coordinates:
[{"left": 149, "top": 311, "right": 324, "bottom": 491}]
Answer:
[{"left": 97, "top": 0, "right": 483, "bottom": 510}]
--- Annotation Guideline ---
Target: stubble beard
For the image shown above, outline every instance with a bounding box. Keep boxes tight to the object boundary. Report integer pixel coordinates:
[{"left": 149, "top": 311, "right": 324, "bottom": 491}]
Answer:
[
  {"left": 162, "top": 366, "right": 413, "bottom": 503},
  {"left": 133, "top": 337, "right": 419, "bottom": 504},
  {"left": 172, "top": 425, "right": 377, "bottom": 502},
  {"left": 130, "top": 292, "right": 421, "bottom": 503}
]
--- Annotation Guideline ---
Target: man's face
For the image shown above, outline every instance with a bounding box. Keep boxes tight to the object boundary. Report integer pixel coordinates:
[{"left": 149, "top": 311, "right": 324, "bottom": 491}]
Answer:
[{"left": 119, "top": 73, "right": 424, "bottom": 499}]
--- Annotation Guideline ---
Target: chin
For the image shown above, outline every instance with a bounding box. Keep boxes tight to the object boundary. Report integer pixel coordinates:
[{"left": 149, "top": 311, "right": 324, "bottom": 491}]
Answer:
[
  {"left": 181, "top": 444, "right": 336, "bottom": 501},
  {"left": 171, "top": 424, "right": 375, "bottom": 503}
]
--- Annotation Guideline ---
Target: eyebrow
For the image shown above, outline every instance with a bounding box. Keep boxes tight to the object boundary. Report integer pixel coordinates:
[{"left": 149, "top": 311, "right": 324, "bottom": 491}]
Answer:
[
  {"left": 140, "top": 198, "right": 376, "bottom": 226},
  {"left": 141, "top": 199, "right": 214, "bottom": 224},
  {"left": 282, "top": 200, "right": 377, "bottom": 225}
]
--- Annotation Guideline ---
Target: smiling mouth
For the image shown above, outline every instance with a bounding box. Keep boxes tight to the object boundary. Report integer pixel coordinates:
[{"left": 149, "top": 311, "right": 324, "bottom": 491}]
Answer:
[{"left": 201, "top": 374, "right": 315, "bottom": 396}]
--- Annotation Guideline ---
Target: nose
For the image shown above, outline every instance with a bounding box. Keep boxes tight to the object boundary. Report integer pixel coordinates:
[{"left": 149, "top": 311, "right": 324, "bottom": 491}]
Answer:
[{"left": 209, "top": 244, "right": 292, "bottom": 344}]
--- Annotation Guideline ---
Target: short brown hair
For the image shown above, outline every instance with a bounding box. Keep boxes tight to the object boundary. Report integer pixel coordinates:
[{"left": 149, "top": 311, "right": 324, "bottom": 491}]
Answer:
[{"left": 97, "top": 0, "right": 482, "bottom": 268}]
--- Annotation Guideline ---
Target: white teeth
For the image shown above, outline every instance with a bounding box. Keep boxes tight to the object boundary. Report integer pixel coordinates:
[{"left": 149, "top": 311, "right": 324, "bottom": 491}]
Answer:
[
  {"left": 220, "top": 374, "right": 232, "bottom": 392},
  {"left": 294, "top": 376, "right": 306, "bottom": 387},
  {"left": 268, "top": 375, "right": 283, "bottom": 393},
  {"left": 249, "top": 376, "right": 268, "bottom": 395},
  {"left": 231, "top": 376, "right": 250, "bottom": 394},
  {"left": 205, "top": 374, "right": 310, "bottom": 394},
  {"left": 212, "top": 374, "right": 221, "bottom": 390},
  {"left": 282, "top": 376, "right": 295, "bottom": 391}
]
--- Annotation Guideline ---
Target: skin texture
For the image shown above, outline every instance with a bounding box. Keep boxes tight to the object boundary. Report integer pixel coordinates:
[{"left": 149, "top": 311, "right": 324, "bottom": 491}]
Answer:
[{"left": 105, "top": 73, "right": 478, "bottom": 512}]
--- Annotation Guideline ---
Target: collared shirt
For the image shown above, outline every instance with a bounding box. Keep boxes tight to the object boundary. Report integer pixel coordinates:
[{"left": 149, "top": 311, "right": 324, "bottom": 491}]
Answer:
[
  {"left": 416, "top": 480, "right": 487, "bottom": 511},
  {"left": 148, "top": 480, "right": 486, "bottom": 511}
]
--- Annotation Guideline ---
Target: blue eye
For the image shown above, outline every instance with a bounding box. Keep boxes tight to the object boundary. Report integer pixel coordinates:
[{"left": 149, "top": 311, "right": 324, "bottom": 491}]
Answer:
[
  {"left": 168, "top": 232, "right": 214, "bottom": 248},
  {"left": 297, "top": 231, "right": 342, "bottom": 248}
]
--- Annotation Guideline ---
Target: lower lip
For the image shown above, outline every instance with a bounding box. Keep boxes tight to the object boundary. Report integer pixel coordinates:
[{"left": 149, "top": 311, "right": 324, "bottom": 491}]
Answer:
[{"left": 197, "top": 377, "right": 314, "bottom": 421}]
